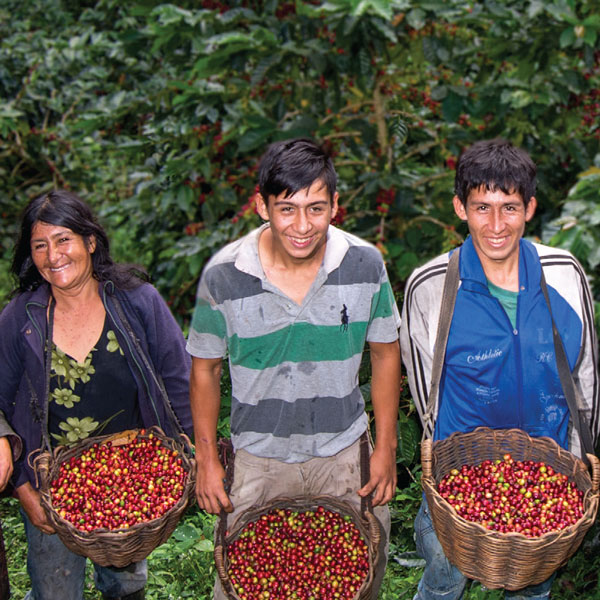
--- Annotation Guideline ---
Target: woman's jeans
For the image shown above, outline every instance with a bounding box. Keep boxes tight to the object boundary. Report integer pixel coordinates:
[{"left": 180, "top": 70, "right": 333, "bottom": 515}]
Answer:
[
  {"left": 21, "top": 509, "right": 147, "bottom": 600},
  {"left": 413, "top": 499, "right": 555, "bottom": 600}
]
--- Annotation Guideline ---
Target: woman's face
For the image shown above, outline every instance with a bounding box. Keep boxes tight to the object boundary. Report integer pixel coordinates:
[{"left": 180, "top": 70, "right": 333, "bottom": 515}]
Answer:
[{"left": 30, "top": 221, "right": 96, "bottom": 294}]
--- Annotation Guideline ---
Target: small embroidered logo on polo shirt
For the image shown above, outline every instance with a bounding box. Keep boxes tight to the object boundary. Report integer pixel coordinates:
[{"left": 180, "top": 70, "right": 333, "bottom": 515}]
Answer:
[{"left": 340, "top": 304, "right": 349, "bottom": 332}]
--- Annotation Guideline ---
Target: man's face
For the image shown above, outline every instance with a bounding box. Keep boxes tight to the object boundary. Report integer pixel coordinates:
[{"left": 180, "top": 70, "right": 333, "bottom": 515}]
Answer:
[
  {"left": 453, "top": 187, "right": 537, "bottom": 271},
  {"left": 256, "top": 179, "right": 338, "bottom": 263}
]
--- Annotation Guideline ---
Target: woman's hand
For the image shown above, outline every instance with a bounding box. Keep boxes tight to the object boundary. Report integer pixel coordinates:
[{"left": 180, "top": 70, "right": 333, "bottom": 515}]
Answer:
[
  {"left": 15, "top": 482, "right": 56, "bottom": 535},
  {"left": 0, "top": 437, "right": 13, "bottom": 492}
]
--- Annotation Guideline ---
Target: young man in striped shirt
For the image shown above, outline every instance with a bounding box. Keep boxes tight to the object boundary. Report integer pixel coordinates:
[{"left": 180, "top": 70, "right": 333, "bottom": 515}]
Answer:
[
  {"left": 187, "top": 138, "right": 401, "bottom": 597},
  {"left": 400, "top": 139, "right": 598, "bottom": 600}
]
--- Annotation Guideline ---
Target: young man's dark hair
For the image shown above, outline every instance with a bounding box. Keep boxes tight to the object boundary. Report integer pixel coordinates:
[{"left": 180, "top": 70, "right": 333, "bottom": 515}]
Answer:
[
  {"left": 258, "top": 138, "right": 337, "bottom": 203},
  {"left": 454, "top": 138, "right": 537, "bottom": 207}
]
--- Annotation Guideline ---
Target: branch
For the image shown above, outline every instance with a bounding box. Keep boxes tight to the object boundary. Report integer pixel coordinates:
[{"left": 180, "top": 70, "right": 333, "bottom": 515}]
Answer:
[
  {"left": 410, "top": 171, "right": 451, "bottom": 188},
  {"left": 320, "top": 101, "right": 373, "bottom": 125},
  {"left": 343, "top": 181, "right": 367, "bottom": 206},
  {"left": 277, "top": 109, "right": 302, "bottom": 127},
  {"left": 321, "top": 130, "right": 363, "bottom": 140},
  {"left": 397, "top": 141, "right": 439, "bottom": 164},
  {"left": 334, "top": 159, "right": 369, "bottom": 167},
  {"left": 406, "top": 215, "right": 464, "bottom": 244}
]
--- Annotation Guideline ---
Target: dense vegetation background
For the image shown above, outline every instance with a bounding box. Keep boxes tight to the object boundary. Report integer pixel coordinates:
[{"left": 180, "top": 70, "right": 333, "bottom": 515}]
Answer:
[{"left": 1, "top": 0, "right": 599, "bottom": 598}]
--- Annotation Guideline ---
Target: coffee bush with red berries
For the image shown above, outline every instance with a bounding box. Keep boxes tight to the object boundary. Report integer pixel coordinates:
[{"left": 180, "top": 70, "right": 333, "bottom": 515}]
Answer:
[
  {"left": 50, "top": 432, "right": 187, "bottom": 532},
  {"left": 227, "top": 506, "right": 370, "bottom": 600},
  {"left": 437, "top": 454, "right": 584, "bottom": 537}
]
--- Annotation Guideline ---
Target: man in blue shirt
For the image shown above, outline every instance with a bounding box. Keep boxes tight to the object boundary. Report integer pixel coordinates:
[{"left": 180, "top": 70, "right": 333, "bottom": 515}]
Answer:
[{"left": 401, "top": 139, "right": 599, "bottom": 599}]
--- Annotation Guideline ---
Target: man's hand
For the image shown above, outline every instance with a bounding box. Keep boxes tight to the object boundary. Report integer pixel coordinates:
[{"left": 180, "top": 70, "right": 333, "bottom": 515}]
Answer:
[
  {"left": 195, "top": 455, "right": 233, "bottom": 515},
  {"left": 16, "top": 482, "right": 56, "bottom": 534},
  {"left": 357, "top": 445, "right": 397, "bottom": 506},
  {"left": 0, "top": 437, "right": 13, "bottom": 492}
]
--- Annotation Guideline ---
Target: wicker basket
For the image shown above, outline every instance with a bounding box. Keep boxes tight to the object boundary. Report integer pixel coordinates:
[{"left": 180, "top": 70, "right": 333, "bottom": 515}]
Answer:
[
  {"left": 214, "top": 495, "right": 382, "bottom": 600},
  {"left": 421, "top": 427, "right": 600, "bottom": 591},
  {"left": 33, "top": 427, "right": 196, "bottom": 568}
]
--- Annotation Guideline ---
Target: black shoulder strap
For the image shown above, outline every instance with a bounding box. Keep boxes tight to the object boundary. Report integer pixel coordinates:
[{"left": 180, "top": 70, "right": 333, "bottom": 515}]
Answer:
[
  {"left": 423, "top": 249, "right": 460, "bottom": 440},
  {"left": 540, "top": 270, "right": 594, "bottom": 465},
  {"left": 40, "top": 299, "right": 55, "bottom": 453},
  {"left": 111, "top": 293, "right": 187, "bottom": 441}
]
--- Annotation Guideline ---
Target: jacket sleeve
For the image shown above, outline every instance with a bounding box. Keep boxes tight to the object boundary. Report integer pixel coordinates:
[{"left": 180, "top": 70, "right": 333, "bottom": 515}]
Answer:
[
  {"left": 0, "top": 299, "right": 29, "bottom": 484},
  {"left": 0, "top": 410, "right": 22, "bottom": 461},
  {"left": 136, "top": 285, "right": 193, "bottom": 439},
  {"left": 400, "top": 267, "right": 441, "bottom": 438},
  {"left": 572, "top": 266, "right": 600, "bottom": 450}
]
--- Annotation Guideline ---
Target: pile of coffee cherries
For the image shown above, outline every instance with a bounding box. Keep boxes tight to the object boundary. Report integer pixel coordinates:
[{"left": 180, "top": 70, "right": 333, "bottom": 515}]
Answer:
[
  {"left": 437, "top": 454, "right": 584, "bottom": 537},
  {"left": 50, "top": 431, "right": 187, "bottom": 532},
  {"left": 227, "top": 505, "right": 370, "bottom": 600}
]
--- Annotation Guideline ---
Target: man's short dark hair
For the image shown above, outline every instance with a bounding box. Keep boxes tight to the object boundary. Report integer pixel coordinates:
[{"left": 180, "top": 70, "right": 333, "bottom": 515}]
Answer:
[
  {"left": 258, "top": 138, "right": 337, "bottom": 203},
  {"left": 454, "top": 138, "right": 537, "bottom": 207}
]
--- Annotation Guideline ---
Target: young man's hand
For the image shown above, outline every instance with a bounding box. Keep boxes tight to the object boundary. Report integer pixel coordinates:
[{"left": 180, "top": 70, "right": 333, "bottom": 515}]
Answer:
[
  {"left": 357, "top": 445, "right": 397, "bottom": 506},
  {"left": 195, "top": 456, "right": 233, "bottom": 514},
  {"left": 361, "top": 340, "right": 401, "bottom": 506},
  {"left": 190, "top": 356, "right": 233, "bottom": 514}
]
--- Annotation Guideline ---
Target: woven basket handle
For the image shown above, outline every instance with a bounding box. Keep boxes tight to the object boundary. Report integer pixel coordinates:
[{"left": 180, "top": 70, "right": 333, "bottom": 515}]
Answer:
[
  {"left": 422, "top": 249, "right": 460, "bottom": 441},
  {"left": 587, "top": 453, "right": 600, "bottom": 493},
  {"left": 421, "top": 438, "right": 433, "bottom": 480}
]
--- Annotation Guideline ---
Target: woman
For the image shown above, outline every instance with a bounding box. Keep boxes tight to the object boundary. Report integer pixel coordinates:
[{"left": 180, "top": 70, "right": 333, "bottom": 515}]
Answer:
[{"left": 0, "top": 190, "right": 193, "bottom": 600}]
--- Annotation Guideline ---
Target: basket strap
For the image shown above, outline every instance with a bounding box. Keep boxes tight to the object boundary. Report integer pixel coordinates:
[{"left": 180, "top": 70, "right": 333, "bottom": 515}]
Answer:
[
  {"left": 39, "top": 299, "right": 55, "bottom": 454},
  {"left": 423, "top": 248, "right": 460, "bottom": 440},
  {"left": 540, "top": 271, "right": 594, "bottom": 465},
  {"left": 217, "top": 438, "right": 235, "bottom": 549},
  {"left": 110, "top": 293, "right": 189, "bottom": 450},
  {"left": 359, "top": 430, "right": 373, "bottom": 516}
]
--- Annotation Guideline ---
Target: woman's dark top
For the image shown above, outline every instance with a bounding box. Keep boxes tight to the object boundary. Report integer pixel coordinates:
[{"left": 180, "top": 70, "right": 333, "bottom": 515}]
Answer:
[{"left": 48, "top": 317, "right": 142, "bottom": 446}]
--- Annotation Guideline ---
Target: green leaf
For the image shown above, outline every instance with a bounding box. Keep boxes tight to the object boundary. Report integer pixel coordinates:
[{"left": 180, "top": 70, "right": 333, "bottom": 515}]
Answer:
[
  {"left": 441, "top": 92, "right": 463, "bottom": 122},
  {"left": 583, "top": 14, "right": 600, "bottom": 28},
  {"left": 583, "top": 28, "right": 597, "bottom": 45},
  {"left": 559, "top": 26, "right": 576, "bottom": 47},
  {"left": 352, "top": 0, "right": 393, "bottom": 20},
  {"left": 389, "top": 117, "right": 408, "bottom": 148},
  {"left": 397, "top": 411, "right": 420, "bottom": 465},
  {"left": 172, "top": 524, "right": 202, "bottom": 541},
  {"left": 176, "top": 185, "right": 195, "bottom": 212},
  {"left": 237, "top": 125, "right": 276, "bottom": 153},
  {"left": 507, "top": 89, "right": 533, "bottom": 109},
  {"left": 406, "top": 8, "right": 426, "bottom": 30}
]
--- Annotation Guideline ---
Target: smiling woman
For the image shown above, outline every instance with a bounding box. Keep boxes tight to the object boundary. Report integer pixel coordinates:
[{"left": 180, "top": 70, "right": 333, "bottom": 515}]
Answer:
[
  {"left": 30, "top": 222, "right": 96, "bottom": 298},
  {"left": 0, "top": 190, "right": 193, "bottom": 600}
]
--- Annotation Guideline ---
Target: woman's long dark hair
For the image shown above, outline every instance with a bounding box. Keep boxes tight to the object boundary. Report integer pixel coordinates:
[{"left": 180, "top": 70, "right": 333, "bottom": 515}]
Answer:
[{"left": 11, "top": 189, "right": 148, "bottom": 295}]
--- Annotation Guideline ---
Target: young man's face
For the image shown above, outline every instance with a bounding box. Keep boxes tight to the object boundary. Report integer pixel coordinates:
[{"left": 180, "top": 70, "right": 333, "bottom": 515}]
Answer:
[
  {"left": 256, "top": 179, "right": 338, "bottom": 263},
  {"left": 453, "top": 187, "right": 537, "bottom": 271}
]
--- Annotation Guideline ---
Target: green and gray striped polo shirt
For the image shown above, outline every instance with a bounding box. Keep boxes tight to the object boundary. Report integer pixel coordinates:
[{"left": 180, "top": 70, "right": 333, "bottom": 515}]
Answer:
[{"left": 186, "top": 224, "right": 401, "bottom": 462}]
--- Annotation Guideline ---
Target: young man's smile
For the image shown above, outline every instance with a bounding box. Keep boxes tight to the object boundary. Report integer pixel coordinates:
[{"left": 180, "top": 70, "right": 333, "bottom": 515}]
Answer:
[
  {"left": 453, "top": 187, "right": 537, "bottom": 274},
  {"left": 256, "top": 178, "right": 338, "bottom": 265}
]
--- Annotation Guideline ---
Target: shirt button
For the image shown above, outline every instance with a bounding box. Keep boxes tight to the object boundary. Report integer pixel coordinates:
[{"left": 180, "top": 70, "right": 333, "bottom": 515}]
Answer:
[
  {"left": 520, "top": 286, "right": 525, "bottom": 291},
  {"left": 513, "top": 329, "right": 518, "bottom": 335},
  {"left": 25, "top": 329, "right": 32, "bottom": 335}
]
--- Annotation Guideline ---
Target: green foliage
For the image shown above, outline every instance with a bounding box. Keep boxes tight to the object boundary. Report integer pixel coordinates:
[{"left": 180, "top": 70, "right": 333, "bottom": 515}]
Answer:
[
  {"left": 1, "top": 0, "right": 599, "bottom": 318},
  {"left": 542, "top": 166, "right": 600, "bottom": 330}
]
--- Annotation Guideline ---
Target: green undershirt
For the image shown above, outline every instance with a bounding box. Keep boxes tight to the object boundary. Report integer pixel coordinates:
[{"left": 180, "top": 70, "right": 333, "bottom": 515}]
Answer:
[{"left": 487, "top": 280, "right": 519, "bottom": 329}]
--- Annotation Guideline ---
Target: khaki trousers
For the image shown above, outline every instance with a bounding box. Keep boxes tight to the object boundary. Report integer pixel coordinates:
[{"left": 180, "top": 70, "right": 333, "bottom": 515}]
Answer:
[{"left": 213, "top": 437, "right": 391, "bottom": 599}]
